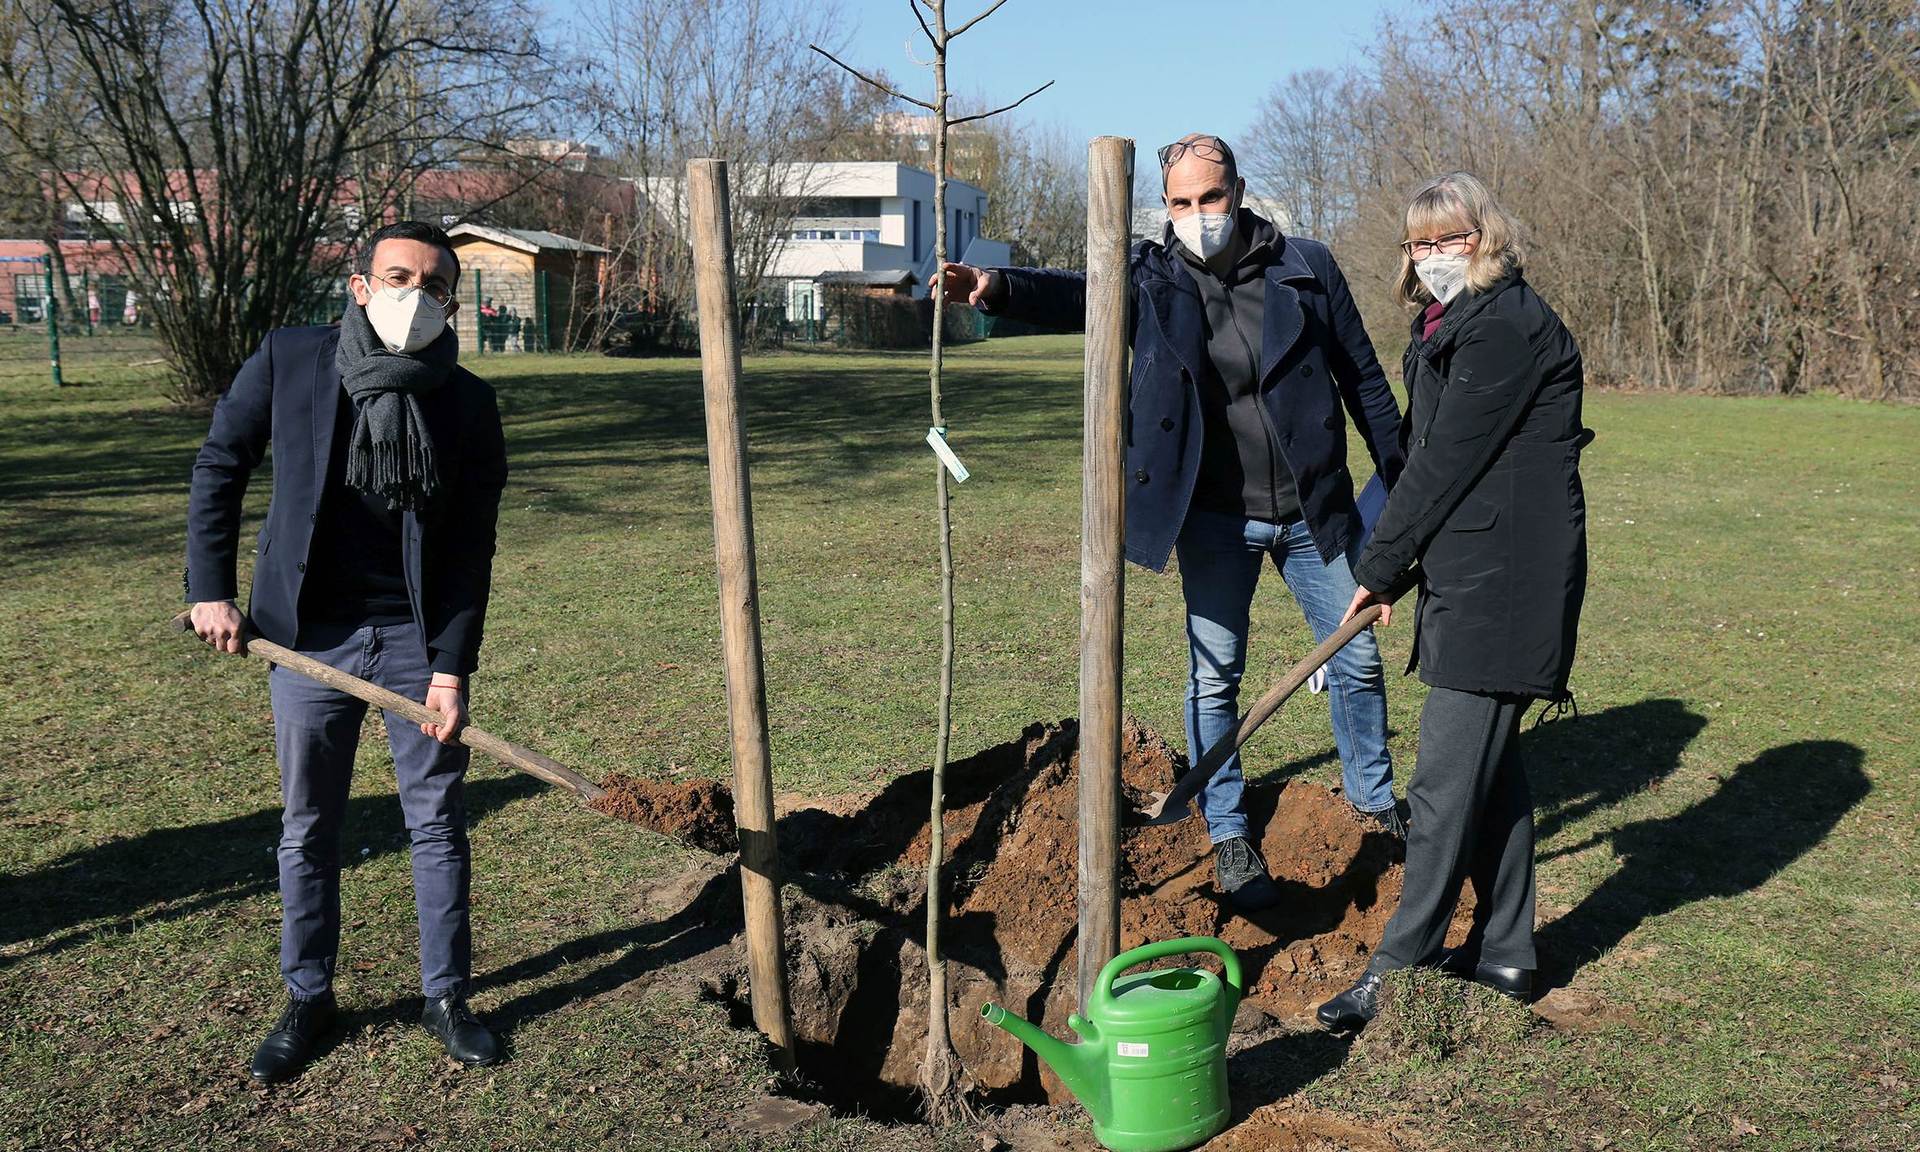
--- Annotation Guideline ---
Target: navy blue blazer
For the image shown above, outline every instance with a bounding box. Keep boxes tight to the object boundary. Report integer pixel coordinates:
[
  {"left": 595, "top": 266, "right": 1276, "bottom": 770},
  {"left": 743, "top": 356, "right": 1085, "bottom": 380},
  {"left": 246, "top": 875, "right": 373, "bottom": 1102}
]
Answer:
[
  {"left": 986, "top": 232, "right": 1405, "bottom": 571},
  {"left": 185, "top": 325, "right": 509, "bottom": 676}
]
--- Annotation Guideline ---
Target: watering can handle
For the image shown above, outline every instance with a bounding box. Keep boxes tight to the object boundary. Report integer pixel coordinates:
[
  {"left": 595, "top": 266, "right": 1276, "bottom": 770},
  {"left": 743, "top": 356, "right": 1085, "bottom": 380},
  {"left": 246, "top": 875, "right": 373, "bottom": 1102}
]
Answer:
[{"left": 1093, "top": 937, "right": 1243, "bottom": 1017}]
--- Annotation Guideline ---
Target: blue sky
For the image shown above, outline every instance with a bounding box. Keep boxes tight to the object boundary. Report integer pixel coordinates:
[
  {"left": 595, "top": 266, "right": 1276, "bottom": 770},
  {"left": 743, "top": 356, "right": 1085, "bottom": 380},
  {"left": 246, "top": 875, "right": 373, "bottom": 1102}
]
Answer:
[
  {"left": 825, "top": 0, "right": 1414, "bottom": 152},
  {"left": 547, "top": 1, "right": 1416, "bottom": 158}
]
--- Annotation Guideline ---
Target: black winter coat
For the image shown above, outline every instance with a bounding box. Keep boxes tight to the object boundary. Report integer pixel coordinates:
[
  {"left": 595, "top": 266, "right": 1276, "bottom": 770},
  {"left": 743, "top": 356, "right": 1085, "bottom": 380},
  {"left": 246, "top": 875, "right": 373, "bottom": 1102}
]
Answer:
[
  {"left": 185, "top": 325, "right": 509, "bottom": 676},
  {"left": 984, "top": 230, "right": 1405, "bottom": 572},
  {"left": 1351, "top": 273, "right": 1590, "bottom": 699}
]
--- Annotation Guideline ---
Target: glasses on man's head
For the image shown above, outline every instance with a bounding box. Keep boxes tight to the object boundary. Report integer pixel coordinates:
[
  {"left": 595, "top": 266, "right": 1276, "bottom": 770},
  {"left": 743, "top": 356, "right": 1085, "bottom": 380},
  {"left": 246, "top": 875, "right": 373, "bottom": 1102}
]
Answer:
[
  {"left": 367, "top": 269, "right": 453, "bottom": 308},
  {"left": 1400, "top": 229, "right": 1481, "bottom": 260},
  {"left": 1158, "top": 137, "right": 1232, "bottom": 170}
]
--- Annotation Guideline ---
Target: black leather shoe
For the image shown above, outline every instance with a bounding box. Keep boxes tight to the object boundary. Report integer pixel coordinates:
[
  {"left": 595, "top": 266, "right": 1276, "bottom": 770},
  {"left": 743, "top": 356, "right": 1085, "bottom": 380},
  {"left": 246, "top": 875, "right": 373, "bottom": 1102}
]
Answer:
[
  {"left": 1434, "top": 945, "right": 1477, "bottom": 980},
  {"left": 1213, "top": 836, "right": 1283, "bottom": 912},
  {"left": 1316, "top": 970, "right": 1384, "bottom": 1033},
  {"left": 249, "top": 992, "right": 335, "bottom": 1084},
  {"left": 1432, "top": 948, "right": 1533, "bottom": 1000},
  {"left": 1471, "top": 961, "right": 1533, "bottom": 1001},
  {"left": 422, "top": 993, "right": 501, "bottom": 1067}
]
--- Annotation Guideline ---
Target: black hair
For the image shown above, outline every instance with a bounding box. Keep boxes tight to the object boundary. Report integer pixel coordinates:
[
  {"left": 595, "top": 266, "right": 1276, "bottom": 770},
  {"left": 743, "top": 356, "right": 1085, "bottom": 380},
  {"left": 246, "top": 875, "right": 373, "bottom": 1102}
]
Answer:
[{"left": 357, "top": 220, "right": 461, "bottom": 286}]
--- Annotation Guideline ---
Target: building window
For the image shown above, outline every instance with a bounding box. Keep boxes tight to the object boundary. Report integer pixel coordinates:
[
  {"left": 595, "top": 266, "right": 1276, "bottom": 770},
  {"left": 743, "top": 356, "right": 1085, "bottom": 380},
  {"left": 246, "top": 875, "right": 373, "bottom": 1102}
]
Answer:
[
  {"left": 787, "top": 228, "right": 880, "bottom": 242},
  {"left": 65, "top": 200, "right": 126, "bottom": 226}
]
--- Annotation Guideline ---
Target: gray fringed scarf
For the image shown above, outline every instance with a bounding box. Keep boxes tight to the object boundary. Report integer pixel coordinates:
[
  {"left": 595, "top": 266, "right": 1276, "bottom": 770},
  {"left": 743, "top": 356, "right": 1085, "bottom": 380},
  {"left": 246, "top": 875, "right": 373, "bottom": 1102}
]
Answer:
[{"left": 335, "top": 301, "right": 457, "bottom": 511}]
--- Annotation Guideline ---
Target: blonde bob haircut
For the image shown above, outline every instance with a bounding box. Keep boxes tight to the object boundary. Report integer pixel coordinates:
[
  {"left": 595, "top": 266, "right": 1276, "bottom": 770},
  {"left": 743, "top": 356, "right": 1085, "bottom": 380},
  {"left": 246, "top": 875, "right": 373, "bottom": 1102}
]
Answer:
[{"left": 1394, "top": 171, "right": 1524, "bottom": 310}]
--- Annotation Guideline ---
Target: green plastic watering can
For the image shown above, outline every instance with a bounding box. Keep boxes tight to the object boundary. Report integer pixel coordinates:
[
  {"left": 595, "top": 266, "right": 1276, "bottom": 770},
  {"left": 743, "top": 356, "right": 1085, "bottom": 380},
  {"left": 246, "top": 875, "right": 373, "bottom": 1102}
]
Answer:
[{"left": 981, "top": 937, "right": 1243, "bottom": 1152}]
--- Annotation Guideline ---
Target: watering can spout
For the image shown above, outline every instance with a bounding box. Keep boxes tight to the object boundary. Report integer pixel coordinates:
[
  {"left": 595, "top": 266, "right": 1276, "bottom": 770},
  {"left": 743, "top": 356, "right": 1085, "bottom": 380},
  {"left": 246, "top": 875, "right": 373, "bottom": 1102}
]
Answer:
[{"left": 980, "top": 1003, "right": 1105, "bottom": 1116}]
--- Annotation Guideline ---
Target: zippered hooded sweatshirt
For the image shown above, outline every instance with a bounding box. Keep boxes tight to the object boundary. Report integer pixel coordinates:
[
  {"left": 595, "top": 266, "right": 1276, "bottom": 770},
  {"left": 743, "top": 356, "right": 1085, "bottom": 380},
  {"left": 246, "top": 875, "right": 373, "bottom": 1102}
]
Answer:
[{"left": 1173, "top": 209, "right": 1300, "bottom": 525}]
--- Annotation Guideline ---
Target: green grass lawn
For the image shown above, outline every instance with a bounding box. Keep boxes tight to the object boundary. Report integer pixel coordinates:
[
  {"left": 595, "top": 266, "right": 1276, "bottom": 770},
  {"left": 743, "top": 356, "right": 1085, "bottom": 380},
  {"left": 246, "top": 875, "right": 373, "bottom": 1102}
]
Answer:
[{"left": 1, "top": 334, "right": 1915, "bottom": 1150}]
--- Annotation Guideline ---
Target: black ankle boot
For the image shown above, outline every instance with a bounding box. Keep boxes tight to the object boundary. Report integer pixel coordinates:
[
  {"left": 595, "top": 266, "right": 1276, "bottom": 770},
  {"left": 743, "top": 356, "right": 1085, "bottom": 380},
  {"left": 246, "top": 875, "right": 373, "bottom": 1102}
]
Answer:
[
  {"left": 422, "top": 992, "right": 501, "bottom": 1067},
  {"left": 1316, "top": 970, "right": 1385, "bottom": 1034},
  {"left": 249, "top": 992, "right": 336, "bottom": 1084}
]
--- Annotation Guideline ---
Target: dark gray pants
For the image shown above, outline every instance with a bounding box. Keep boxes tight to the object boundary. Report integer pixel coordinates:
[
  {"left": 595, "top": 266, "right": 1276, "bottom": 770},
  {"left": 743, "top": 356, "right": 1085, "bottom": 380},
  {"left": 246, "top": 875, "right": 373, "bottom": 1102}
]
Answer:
[
  {"left": 270, "top": 620, "right": 471, "bottom": 1000},
  {"left": 1371, "top": 684, "right": 1536, "bottom": 972}
]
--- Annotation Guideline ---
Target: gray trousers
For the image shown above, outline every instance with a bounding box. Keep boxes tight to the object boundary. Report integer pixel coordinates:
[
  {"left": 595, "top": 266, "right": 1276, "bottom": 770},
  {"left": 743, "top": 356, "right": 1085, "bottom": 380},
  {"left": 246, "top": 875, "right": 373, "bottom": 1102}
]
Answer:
[
  {"left": 1371, "top": 684, "right": 1537, "bottom": 972},
  {"left": 270, "top": 620, "right": 471, "bottom": 1000}
]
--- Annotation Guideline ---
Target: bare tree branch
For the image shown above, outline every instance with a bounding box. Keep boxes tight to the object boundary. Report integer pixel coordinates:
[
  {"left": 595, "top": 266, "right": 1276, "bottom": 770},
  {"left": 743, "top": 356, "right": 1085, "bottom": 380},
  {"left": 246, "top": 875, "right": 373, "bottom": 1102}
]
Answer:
[
  {"left": 948, "top": 79, "right": 1055, "bottom": 125},
  {"left": 808, "top": 43, "right": 936, "bottom": 110},
  {"left": 947, "top": 0, "right": 1011, "bottom": 40}
]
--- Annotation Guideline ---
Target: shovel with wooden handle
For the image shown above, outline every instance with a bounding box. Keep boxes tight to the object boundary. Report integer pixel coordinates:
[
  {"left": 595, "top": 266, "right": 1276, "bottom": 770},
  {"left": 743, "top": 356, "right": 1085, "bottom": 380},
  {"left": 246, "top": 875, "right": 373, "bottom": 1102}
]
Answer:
[
  {"left": 1131, "top": 603, "right": 1384, "bottom": 827},
  {"left": 169, "top": 611, "right": 606, "bottom": 805}
]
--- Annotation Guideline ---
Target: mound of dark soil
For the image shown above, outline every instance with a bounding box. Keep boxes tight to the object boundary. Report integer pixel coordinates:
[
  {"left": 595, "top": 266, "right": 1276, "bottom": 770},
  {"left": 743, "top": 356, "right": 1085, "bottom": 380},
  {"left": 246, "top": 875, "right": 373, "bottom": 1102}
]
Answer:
[{"left": 702, "top": 717, "right": 1466, "bottom": 1107}]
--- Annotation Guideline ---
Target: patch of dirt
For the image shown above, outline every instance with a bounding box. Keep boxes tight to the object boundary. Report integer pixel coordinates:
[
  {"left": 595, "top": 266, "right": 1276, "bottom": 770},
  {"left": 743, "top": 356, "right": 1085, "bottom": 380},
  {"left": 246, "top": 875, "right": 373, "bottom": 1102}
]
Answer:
[
  {"left": 590, "top": 774, "right": 737, "bottom": 854},
  {"left": 689, "top": 717, "right": 1473, "bottom": 1110},
  {"left": 1531, "top": 986, "right": 1640, "bottom": 1032},
  {"left": 1200, "top": 1102, "right": 1419, "bottom": 1151}
]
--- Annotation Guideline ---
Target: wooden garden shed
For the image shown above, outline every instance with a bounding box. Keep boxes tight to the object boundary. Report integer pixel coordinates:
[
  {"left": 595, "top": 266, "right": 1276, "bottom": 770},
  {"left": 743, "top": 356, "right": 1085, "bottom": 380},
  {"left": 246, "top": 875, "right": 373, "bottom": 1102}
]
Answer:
[{"left": 445, "top": 223, "right": 608, "bottom": 353}]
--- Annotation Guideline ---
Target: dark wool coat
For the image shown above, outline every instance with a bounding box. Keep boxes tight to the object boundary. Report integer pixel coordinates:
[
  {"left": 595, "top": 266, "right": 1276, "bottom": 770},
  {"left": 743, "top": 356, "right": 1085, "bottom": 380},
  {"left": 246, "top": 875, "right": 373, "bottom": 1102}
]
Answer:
[
  {"left": 985, "top": 231, "right": 1406, "bottom": 571},
  {"left": 185, "top": 325, "right": 509, "bottom": 676},
  {"left": 1352, "top": 272, "right": 1591, "bottom": 699}
]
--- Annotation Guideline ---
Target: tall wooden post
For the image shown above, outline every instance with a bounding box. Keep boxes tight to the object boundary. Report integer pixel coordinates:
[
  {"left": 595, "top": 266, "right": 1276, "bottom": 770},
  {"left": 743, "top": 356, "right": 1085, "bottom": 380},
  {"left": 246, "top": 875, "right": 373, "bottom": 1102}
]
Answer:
[
  {"left": 687, "top": 157, "right": 795, "bottom": 1069},
  {"left": 1077, "top": 137, "right": 1133, "bottom": 1012}
]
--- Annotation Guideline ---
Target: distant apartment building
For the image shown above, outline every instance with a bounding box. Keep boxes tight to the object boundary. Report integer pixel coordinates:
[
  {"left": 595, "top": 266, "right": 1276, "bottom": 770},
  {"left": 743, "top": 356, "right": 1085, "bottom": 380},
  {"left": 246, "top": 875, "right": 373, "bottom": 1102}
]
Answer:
[{"left": 637, "top": 161, "right": 1010, "bottom": 322}]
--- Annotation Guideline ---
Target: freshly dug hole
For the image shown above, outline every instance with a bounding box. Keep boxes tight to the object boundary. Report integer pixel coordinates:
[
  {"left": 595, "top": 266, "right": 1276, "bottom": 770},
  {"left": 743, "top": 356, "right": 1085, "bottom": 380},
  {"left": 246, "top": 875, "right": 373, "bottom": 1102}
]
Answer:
[{"left": 708, "top": 717, "right": 1456, "bottom": 1110}]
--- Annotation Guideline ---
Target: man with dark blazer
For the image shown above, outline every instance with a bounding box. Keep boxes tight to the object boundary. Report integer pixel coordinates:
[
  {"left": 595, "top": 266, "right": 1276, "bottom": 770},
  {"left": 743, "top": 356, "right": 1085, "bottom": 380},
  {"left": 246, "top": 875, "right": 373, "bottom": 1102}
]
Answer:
[
  {"left": 185, "top": 221, "right": 509, "bottom": 1083},
  {"left": 936, "top": 135, "right": 1407, "bottom": 912}
]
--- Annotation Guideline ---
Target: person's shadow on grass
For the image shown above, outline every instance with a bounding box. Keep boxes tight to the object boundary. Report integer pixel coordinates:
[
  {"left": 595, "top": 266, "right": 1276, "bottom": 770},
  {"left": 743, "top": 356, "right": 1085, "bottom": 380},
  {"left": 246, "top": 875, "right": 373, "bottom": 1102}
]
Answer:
[
  {"left": 1535, "top": 738, "right": 1867, "bottom": 990},
  {"left": 0, "top": 773, "right": 540, "bottom": 968}
]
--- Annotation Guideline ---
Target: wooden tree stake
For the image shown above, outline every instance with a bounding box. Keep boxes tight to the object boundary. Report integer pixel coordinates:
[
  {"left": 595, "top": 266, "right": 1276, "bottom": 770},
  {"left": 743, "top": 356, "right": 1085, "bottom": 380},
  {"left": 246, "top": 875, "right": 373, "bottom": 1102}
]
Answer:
[
  {"left": 1077, "top": 135, "right": 1133, "bottom": 1013},
  {"left": 687, "top": 156, "right": 795, "bottom": 1070}
]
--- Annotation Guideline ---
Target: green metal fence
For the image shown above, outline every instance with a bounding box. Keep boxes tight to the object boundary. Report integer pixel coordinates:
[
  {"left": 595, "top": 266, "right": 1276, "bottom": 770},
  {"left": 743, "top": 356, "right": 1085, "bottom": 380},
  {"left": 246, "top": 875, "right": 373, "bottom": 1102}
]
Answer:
[{"left": 0, "top": 256, "right": 172, "bottom": 390}]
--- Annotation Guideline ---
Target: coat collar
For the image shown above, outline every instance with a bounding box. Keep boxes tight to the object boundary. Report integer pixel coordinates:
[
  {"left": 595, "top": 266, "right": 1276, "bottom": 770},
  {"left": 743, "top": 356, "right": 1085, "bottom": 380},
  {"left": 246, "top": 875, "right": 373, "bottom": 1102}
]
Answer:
[
  {"left": 1417, "top": 270, "right": 1521, "bottom": 361},
  {"left": 1141, "top": 228, "right": 1320, "bottom": 385},
  {"left": 312, "top": 325, "right": 342, "bottom": 500},
  {"left": 1256, "top": 234, "right": 1318, "bottom": 383}
]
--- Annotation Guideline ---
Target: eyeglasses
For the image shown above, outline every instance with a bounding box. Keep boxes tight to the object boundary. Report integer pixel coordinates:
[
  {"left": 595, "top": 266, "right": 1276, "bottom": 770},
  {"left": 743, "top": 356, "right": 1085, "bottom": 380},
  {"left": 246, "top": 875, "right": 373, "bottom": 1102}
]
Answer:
[
  {"left": 367, "top": 270, "right": 453, "bottom": 308},
  {"left": 1158, "top": 137, "right": 1232, "bottom": 170},
  {"left": 1400, "top": 229, "right": 1481, "bottom": 260}
]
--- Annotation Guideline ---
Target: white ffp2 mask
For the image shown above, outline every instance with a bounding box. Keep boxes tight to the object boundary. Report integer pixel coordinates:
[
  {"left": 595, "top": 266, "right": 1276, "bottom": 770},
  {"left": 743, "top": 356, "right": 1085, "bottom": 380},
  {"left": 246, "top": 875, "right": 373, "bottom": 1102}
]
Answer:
[
  {"left": 1172, "top": 211, "right": 1236, "bottom": 261},
  {"left": 363, "top": 284, "right": 447, "bottom": 354},
  {"left": 1414, "top": 253, "right": 1470, "bottom": 305}
]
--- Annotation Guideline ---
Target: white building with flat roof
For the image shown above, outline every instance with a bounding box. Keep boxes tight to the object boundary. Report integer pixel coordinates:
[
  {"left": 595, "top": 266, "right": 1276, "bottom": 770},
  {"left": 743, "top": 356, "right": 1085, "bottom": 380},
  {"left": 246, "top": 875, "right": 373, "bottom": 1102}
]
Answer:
[{"left": 635, "top": 161, "right": 1010, "bottom": 319}]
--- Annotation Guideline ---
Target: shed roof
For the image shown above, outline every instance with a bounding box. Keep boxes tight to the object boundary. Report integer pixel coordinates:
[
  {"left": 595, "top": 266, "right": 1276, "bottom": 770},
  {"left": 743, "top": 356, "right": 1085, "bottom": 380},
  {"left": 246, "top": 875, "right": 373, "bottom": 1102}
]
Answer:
[{"left": 446, "top": 223, "right": 609, "bottom": 255}]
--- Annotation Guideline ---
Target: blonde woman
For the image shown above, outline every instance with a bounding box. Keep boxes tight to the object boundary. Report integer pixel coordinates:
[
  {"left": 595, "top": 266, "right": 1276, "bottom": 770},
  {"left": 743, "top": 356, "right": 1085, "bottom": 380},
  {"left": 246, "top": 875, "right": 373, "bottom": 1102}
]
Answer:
[{"left": 1316, "top": 172, "right": 1591, "bottom": 1032}]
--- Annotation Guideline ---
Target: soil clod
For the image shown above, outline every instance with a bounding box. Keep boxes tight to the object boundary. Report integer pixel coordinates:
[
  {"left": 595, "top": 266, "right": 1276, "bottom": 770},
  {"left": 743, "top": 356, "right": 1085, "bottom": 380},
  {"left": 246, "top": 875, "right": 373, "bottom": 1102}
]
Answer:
[{"left": 591, "top": 774, "right": 737, "bottom": 854}]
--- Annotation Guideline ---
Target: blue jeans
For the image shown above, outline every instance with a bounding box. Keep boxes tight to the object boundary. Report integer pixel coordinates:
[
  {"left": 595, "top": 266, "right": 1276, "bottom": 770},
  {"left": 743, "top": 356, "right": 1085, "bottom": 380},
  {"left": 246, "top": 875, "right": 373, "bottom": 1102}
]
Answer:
[
  {"left": 1175, "top": 509, "right": 1396, "bottom": 843},
  {"left": 270, "top": 620, "right": 471, "bottom": 1000}
]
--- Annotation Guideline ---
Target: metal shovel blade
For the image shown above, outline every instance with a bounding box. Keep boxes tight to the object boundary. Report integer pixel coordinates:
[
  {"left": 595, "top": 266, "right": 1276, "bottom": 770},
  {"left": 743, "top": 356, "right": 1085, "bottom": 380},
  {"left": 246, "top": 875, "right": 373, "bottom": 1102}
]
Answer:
[{"left": 1135, "top": 789, "right": 1193, "bottom": 827}]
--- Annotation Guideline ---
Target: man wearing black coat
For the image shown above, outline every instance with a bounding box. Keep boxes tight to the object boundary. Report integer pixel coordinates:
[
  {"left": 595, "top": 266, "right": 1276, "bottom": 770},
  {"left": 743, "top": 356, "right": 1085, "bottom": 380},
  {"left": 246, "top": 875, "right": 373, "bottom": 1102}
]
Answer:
[
  {"left": 937, "top": 135, "right": 1407, "bottom": 911},
  {"left": 185, "top": 221, "right": 509, "bottom": 1083}
]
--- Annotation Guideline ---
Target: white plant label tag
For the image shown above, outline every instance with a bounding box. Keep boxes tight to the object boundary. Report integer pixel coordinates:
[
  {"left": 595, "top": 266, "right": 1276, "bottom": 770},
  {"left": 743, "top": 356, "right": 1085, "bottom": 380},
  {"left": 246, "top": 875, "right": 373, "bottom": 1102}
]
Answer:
[
  {"left": 1116, "top": 1042, "right": 1150, "bottom": 1058},
  {"left": 926, "top": 427, "right": 970, "bottom": 483}
]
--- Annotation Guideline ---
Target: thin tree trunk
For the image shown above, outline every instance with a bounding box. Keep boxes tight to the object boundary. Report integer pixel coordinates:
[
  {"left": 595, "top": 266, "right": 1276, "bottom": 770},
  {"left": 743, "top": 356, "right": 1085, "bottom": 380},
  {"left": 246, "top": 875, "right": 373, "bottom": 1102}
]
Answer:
[{"left": 919, "top": 2, "right": 969, "bottom": 1124}]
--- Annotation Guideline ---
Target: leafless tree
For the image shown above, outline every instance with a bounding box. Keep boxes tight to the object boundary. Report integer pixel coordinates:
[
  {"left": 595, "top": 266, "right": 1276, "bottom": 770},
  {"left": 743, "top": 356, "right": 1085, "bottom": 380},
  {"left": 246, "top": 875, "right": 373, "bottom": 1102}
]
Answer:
[
  {"left": 812, "top": 0, "right": 1053, "bottom": 1123},
  {"left": 581, "top": 0, "right": 883, "bottom": 348},
  {"left": 10, "top": 0, "right": 551, "bottom": 402},
  {"left": 1244, "top": 0, "right": 1920, "bottom": 399},
  {"left": 1243, "top": 69, "right": 1354, "bottom": 239}
]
